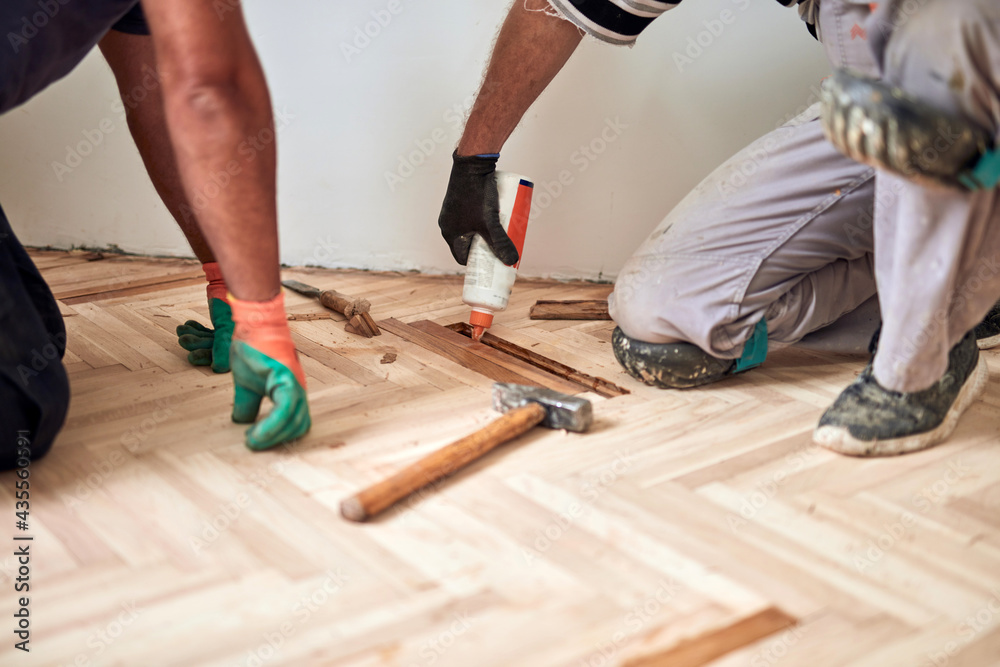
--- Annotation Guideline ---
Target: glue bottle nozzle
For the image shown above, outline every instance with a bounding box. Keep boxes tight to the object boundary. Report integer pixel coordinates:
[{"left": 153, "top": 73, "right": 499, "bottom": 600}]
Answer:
[{"left": 469, "top": 309, "right": 493, "bottom": 343}]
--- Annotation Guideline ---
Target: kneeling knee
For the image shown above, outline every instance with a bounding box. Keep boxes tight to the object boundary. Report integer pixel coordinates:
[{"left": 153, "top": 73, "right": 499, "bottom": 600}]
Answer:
[{"left": 1, "top": 365, "right": 70, "bottom": 469}]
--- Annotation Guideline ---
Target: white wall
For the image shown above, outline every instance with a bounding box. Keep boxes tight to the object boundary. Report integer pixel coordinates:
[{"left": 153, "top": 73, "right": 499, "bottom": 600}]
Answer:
[{"left": 0, "top": 0, "right": 830, "bottom": 280}]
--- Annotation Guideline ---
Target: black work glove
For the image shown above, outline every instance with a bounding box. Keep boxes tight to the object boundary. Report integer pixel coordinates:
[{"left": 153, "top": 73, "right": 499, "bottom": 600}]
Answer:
[{"left": 438, "top": 151, "right": 520, "bottom": 266}]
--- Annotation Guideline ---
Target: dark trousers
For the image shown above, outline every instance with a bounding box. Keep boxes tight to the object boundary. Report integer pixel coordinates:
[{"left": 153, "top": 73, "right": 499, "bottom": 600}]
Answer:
[{"left": 0, "top": 203, "right": 69, "bottom": 470}]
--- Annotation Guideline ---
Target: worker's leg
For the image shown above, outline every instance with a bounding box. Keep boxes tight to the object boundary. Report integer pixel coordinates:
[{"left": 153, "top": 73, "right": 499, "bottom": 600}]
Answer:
[
  {"left": 609, "top": 0, "right": 881, "bottom": 388},
  {"left": 0, "top": 204, "right": 70, "bottom": 470},
  {"left": 815, "top": 0, "right": 1000, "bottom": 454},
  {"left": 100, "top": 26, "right": 235, "bottom": 372},
  {"left": 99, "top": 29, "right": 214, "bottom": 263},
  {"left": 872, "top": 0, "right": 1000, "bottom": 391},
  {"left": 610, "top": 106, "right": 878, "bottom": 386}
]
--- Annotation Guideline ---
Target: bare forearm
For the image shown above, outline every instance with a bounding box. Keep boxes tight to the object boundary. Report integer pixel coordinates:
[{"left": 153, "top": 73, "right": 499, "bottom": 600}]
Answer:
[
  {"left": 162, "top": 73, "right": 279, "bottom": 301},
  {"left": 457, "top": 0, "right": 582, "bottom": 156},
  {"left": 142, "top": 0, "right": 282, "bottom": 302}
]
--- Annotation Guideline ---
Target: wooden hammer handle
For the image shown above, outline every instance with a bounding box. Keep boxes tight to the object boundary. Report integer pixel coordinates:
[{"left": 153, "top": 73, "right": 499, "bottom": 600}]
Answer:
[
  {"left": 319, "top": 290, "right": 371, "bottom": 318},
  {"left": 341, "top": 402, "right": 546, "bottom": 522}
]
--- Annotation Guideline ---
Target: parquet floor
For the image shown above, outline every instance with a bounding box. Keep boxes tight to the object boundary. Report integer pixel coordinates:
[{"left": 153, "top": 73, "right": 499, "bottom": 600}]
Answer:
[{"left": 2, "top": 250, "right": 1000, "bottom": 666}]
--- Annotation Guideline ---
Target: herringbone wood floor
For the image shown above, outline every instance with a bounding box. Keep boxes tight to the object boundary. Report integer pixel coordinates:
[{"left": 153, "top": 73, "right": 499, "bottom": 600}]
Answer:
[{"left": 2, "top": 250, "right": 999, "bottom": 666}]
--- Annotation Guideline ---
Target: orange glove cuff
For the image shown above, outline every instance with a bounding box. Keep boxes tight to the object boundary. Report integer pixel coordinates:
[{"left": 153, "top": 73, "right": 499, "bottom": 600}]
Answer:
[
  {"left": 203, "top": 262, "right": 229, "bottom": 303},
  {"left": 228, "top": 291, "right": 307, "bottom": 388}
]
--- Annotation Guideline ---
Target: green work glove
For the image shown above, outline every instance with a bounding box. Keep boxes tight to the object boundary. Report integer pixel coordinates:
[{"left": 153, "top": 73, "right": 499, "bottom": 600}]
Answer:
[
  {"left": 228, "top": 291, "right": 311, "bottom": 451},
  {"left": 230, "top": 341, "right": 311, "bottom": 450},
  {"left": 176, "top": 298, "right": 234, "bottom": 373}
]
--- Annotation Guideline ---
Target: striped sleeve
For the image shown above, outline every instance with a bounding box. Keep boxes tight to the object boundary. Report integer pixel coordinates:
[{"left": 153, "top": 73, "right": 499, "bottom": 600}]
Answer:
[
  {"left": 546, "top": 0, "right": 818, "bottom": 46},
  {"left": 775, "top": 0, "right": 819, "bottom": 37},
  {"left": 545, "top": 0, "right": 682, "bottom": 46}
]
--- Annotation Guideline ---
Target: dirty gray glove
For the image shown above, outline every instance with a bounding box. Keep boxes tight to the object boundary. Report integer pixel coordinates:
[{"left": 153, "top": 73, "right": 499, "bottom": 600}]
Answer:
[
  {"left": 438, "top": 151, "right": 520, "bottom": 266},
  {"left": 820, "top": 69, "right": 997, "bottom": 190}
]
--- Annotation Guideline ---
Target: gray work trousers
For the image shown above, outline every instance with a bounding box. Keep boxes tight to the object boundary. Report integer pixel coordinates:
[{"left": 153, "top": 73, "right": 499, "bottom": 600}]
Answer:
[{"left": 610, "top": 0, "right": 1000, "bottom": 393}]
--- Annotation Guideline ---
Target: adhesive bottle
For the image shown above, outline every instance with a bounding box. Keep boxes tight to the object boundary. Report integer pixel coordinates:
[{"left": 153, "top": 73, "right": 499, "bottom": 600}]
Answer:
[{"left": 463, "top": 172, "right": 534, "bottom": 342}]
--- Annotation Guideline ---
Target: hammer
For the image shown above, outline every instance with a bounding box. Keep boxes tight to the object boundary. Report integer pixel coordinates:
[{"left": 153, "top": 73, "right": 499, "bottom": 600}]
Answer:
[{"left": 340, "top": 383, "right": 593, "bottom": 522}]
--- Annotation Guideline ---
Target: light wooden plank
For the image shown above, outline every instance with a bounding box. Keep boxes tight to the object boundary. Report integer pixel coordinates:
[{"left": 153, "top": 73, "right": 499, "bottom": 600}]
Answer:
[{"left": 9, "top": 249, "right": 999, "bottom": 667}]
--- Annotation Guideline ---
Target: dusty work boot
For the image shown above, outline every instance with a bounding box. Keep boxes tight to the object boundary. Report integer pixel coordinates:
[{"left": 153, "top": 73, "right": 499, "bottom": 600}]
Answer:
[
  {"left": 612, "top": 327, "right": 735, "bottom": 389},
  {"left": 813, "top": 331, "right": 988, "bottom": 457},
  {"left": 974, "top": 300, "right": 1000, "bottom": 350}
]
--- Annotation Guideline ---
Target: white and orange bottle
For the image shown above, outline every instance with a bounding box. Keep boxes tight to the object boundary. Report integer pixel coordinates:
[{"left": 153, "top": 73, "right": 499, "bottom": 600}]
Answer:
[{"left": 463, "top": 172, "right": 533, "bottom": 342}]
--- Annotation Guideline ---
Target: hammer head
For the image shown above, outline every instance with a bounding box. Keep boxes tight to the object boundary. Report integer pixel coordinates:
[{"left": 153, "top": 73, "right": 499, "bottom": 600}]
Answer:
[{"left": 492, "top": 383, "right": 593, "bottom": 433}]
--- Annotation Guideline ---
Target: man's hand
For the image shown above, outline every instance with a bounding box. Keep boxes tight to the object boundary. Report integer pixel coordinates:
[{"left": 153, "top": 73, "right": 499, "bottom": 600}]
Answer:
[
  {"left": 176, "top": 298, "right": 234, "bottom": 372},
  {"left": 176, "top": 261, "right": 233, "bottom": 372},
  {"left": 228, "top": 293, "right": 310, "bottom": 450},
  {"left": 438, "top": 152, "right": 519, "bottom": 266},
  {"left": 231, "top": 341, "right": 310, "bottom": 450}
]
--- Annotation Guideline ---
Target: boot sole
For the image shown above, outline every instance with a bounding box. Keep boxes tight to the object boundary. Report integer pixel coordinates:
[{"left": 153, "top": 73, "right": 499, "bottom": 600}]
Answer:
[
  {"left": 977, "top": 333, "right": 1000, "bottom": 350},
  {"left": 813, "top": 355, "right": 989, "bottom": 457}
]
